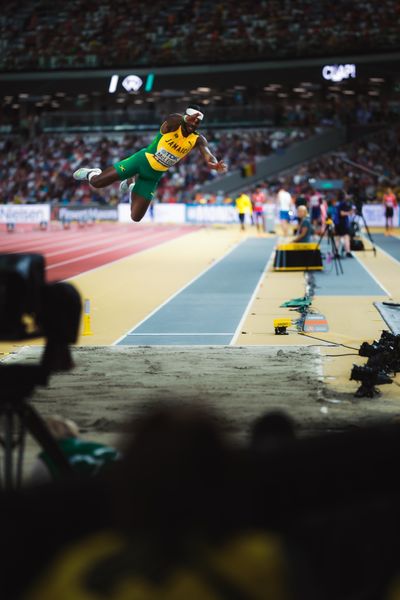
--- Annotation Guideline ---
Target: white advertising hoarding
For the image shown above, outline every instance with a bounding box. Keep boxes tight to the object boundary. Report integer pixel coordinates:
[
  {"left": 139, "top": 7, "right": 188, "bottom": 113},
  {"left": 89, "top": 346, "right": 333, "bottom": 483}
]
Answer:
[
  {"left": 0, "top": 204, "right": 50, "bottom": 223},
  {"left": 118, "top": 203, "right": 185, "bottom": 224},
  {"left": 361, "top": 204, "right": 399, "bottom": 227}
]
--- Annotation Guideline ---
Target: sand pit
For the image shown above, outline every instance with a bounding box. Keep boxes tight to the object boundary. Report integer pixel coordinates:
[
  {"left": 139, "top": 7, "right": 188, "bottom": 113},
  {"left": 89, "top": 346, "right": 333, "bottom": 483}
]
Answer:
[{"left": 3, "top": 344, "right": 400, "bottom": 470}]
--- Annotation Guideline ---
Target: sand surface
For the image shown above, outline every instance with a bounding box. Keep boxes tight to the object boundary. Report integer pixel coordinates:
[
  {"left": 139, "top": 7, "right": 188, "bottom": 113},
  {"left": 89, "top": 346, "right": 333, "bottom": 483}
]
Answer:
[{"left": 2, "top": 344, "right": 399, "bottom": 476}]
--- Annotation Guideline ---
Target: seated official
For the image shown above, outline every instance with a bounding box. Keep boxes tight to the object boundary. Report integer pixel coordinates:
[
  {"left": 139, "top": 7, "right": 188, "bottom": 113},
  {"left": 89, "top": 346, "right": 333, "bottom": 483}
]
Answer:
[{"left": 292, "top": 205, "right": 312, "bottom": 243}]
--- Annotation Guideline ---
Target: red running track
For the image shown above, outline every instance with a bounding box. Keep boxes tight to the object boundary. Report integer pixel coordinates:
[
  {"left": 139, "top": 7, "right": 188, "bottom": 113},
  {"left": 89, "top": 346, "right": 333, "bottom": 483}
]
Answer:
[{"left": 0, "top": 223, "right": 200, "bottom": 282}]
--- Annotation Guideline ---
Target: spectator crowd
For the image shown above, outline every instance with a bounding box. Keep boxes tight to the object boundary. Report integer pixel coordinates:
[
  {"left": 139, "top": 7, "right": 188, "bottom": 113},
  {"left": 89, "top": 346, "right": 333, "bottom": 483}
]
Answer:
[
  {"left": 0, "top": 127, "right": 312, "bottom": 205},
  {"left": 1, "top": 124, "right": 399, "bottom": 211},
  {"left": 1, "top": 0, "right": 399, "bottom": 71}
]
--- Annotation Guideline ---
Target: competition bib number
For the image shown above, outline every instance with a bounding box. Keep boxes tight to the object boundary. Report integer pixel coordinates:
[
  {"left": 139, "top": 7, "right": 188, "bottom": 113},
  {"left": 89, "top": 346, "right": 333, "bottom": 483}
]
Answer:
[{"left": 154, "top": 148, "right": 180, "bottom": 168}]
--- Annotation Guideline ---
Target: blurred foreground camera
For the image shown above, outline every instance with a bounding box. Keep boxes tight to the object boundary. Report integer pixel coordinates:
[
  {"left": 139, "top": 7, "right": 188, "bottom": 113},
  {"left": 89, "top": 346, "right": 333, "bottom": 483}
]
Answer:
[
  {"left": 0, "top": 253, "right": 82, "bottom": 488},
  {"left": 0, "top": 253, "right": 81, "bottom": 371}
]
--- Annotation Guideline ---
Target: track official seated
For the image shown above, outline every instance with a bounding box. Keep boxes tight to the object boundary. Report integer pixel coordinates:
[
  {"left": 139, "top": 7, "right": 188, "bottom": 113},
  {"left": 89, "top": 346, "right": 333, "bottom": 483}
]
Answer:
[{"left": 292, "top": 206, "right": 312, "bottom": 243}]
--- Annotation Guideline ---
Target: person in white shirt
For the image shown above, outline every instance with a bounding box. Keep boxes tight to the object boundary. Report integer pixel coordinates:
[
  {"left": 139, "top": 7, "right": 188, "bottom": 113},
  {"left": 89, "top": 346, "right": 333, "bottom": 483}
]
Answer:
[{"left": 277, "top": 187, "right": 293, "bottom": 236}]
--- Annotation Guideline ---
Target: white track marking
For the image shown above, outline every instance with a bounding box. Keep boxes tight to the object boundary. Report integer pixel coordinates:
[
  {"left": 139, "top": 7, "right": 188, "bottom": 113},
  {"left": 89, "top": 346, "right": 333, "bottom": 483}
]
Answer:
[
  {"left": 0, "top": 226, "right": 160, "bottom": 253},
  {"left": 230, "top": 240, "right": 276, "bottom": 345},
  {"left": 112, "top": 239, "right": 247, "bottom": 345},
  {"left": 68, "top": 227, "right": 195, "bottom": 281},
  {"left": 353, "top": 252, "right": 391, "bottom": 296},
  {"left": 44, "top": 228, "right": 158, "bottom": 258},
  {"left": 126, "top": 333, "right": 235, "bottom": 336},
  {"left": 47, "top": 228, "right": 181, "bottom": 270}
]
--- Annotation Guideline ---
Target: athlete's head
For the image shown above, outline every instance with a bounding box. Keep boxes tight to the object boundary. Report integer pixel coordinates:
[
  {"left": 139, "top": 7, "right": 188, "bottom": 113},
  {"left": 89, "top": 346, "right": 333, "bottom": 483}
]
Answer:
[{"left": 183, "top": 103, "right": 204, "bottom": 133}]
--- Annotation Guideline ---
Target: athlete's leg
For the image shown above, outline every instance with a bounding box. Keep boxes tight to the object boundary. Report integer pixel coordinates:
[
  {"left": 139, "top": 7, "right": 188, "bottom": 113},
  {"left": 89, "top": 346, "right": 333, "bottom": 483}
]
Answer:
[
  {"left": 89, "top": 167, "right": 120, "bottom": 188},
  {"left": 126, "top": 174, "right": 161, "bottom": 222},
  {"left": 73, "top": 165, "right": 120, "bottom": 188},
  {"left": 130, "top": 192, "right": 152, "bottom": 222}
]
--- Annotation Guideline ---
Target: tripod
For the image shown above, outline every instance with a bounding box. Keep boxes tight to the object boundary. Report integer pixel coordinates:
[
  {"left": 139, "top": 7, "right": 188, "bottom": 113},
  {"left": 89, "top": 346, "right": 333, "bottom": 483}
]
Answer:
[
  {"left": 317, "top": 220, "right": 343, "bottom": 276},
  {"left": 352, "top": 207, "right": 377, "bottom": 256},
  {"left": 0, "top": 362, "right": 72, "bottom": 490}
]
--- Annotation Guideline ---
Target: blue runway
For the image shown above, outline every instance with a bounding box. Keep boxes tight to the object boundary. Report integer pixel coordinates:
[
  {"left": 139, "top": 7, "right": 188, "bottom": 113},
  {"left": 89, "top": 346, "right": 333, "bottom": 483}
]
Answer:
[
  {"left": 117, "top": 237, "right": 276, "bottom": 345},
  {"left": 373, "top": 234, "right": 400, "bottom": 263},
  {"left": 313, "top": 243, "right": 387, "bottom": 296}
]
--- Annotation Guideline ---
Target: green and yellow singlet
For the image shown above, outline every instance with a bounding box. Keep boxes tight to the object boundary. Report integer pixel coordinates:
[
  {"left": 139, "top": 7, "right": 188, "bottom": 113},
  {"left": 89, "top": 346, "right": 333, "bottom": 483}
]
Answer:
[{"left": 144, "top": 125, "right": 199, "bottom": 172}]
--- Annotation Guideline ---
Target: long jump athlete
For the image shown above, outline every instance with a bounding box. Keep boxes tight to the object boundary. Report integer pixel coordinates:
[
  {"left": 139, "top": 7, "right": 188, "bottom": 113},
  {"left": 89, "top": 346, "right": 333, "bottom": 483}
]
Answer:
[{"left": 73, "top": 105, "right": 227, "bottom": 221}]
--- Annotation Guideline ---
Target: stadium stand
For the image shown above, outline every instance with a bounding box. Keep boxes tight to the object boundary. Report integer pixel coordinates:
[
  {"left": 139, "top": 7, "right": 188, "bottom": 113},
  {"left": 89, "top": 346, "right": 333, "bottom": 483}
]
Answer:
[
  {"left": 0, "top": 127, "right": 314, "bottom": 204},
  {"left": 1, "top": 0, "right": 399, "bottom": 71},
  {"left": 1, "top": 124, "right": 399, "bottom": 206}
]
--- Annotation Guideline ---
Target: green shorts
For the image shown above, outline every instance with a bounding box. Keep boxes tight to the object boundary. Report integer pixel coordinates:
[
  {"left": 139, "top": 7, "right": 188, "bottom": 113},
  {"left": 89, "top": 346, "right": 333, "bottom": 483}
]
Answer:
[{"left": 113, "top": 149, "right": 163, "bottom": 201}]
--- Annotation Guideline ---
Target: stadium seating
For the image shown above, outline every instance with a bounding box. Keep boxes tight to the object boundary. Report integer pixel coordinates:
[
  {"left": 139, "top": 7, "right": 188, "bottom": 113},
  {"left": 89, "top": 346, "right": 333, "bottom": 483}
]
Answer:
[{"left": 1, "top": 0, "right": 399, "bottom": 71}]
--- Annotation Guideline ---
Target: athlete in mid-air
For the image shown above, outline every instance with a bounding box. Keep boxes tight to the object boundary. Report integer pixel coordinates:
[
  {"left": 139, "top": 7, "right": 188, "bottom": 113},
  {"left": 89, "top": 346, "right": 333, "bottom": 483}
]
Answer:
[{"left": 73, "top": 105, "right": 227, "bottom": 221}]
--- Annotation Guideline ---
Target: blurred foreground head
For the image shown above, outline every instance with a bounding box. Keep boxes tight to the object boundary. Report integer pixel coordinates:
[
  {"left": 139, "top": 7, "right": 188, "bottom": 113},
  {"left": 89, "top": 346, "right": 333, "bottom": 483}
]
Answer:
[
  {"left": 250, "top": 411, "right": 296, "bottom": 452},
  {"left": 113, "top": 404, "right": 242, "bottom": 541}
]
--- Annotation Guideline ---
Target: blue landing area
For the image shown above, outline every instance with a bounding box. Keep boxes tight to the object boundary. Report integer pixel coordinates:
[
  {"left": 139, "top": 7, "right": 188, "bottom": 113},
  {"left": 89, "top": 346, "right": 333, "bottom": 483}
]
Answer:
[
  {"left": 313, "top": 243, "right": 387, "bottom": 296},
  {"left": 118, "top": 237, "right": 276, "bottom": 345},
  {"left": 373, "top": 234, "right": 400, "bottom": 263}
]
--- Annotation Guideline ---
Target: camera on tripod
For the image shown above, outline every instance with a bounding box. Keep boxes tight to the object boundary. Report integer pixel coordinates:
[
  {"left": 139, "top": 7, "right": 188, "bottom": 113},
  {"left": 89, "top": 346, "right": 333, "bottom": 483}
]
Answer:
[
  {"left": 0, "top": 253, "right": 81, "bottom": 371},
  {"left": 0, "top": 253, "right": 82, "bottom": 489}
]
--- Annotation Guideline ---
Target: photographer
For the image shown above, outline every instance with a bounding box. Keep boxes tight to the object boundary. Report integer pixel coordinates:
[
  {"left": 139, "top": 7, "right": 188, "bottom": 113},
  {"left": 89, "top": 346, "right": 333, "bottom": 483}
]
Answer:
[
  {"left": 292, "top": 205, "right": 312, "bottom": 243},
  {"left": 334, "top": 191, "right": 353, "bottom": 258}
]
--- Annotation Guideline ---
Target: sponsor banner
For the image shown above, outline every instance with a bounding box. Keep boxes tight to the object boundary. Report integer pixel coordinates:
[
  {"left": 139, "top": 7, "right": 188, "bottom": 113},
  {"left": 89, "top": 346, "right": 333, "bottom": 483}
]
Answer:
[
  {"left": 116, "top": 202, "right": 398, "bottom": 228},
  {"left": 57, "top": 205, "right": 118, "bottom": 222},
  {"left": 154, "top": 203, "right": 185, "bottom": 223},
  {"left": 186, "top": 204, "right": 238, "bottom": 224},
  {"left": 118, "top": 203, "right": 185, "bottom": 224},
  {"left": 361, "top": 204, "right": 399, "bottom": 227},
  {"left": 0, "top": 204, "right": 50, "bottom": 223}
]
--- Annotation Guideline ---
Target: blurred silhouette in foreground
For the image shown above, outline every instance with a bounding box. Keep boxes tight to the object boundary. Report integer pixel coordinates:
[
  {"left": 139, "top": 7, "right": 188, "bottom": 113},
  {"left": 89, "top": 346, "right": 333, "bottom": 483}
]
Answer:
[{"left": 25, "top": 404, "right": 289, "bottom": 600}]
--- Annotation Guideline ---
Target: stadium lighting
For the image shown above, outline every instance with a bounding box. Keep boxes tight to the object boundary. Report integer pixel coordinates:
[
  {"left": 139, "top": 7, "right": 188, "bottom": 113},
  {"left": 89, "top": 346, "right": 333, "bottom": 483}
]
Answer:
[
  {"left": 109, "top": 74, "right": 119, "bottom": 93},
  {"left": 322, "top": 64, "right": 356, "bottom": 82},
  {"left": 145, "top": 73, "right": 155, "bottom": 92}
]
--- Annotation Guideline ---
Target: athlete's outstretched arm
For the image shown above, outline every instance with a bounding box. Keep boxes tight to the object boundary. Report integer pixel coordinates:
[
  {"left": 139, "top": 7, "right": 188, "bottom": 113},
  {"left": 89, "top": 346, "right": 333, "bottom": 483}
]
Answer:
[
  {"left": 196, "top": 135, "right": 228, "bottom": 173},
  {"left": 160, "top": 114, "right": 183, "bottom": 133}
]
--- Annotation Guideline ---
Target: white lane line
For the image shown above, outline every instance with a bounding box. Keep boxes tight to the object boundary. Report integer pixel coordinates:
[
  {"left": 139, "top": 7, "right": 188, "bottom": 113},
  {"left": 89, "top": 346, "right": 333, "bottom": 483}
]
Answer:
[
  {"left": 46, "top": 228, "right": 181, "bottom": 270},
  {"left": 371, "top": 240, "right": 400, "bottom": 267},
  {"left": 0, "top": 226, "right": 157, "bottom": 252},
  {"left": 112, "top": 238, "right": 247, "bottom": 345},
  {"left": 44, "top": 228, "right": 156, "bottom": 258},
  {"left": 0, "top": 226, "right": 160, "bottom": 254},
  {"left": 126, "top": 333, "right": 234, "bottom": 336},
  {"left": 353, "top": 252, "right": 391, "bottom": 296},
  {"left": 229, "top": 239, "right": 276, "bottom": 345},
  {"left": 0, "top": 232, "right": 112, "bottom": 254},
  {"left": 67, "top": 226, "right": 195, "bottom": 282}
]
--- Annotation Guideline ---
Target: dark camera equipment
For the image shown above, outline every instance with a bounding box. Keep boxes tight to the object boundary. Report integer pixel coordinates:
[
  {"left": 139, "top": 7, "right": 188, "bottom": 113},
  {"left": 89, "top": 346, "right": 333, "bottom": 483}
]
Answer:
[
  {"left": 350, "top": 364, "right": 393, "bottom": 398},
  {"left": 358, "top": 329, "right": 400, "bottom": 378},
  {"left": 366, "top": 352, "right": 400, "bottom": 377},
  {"left": 0, "top": 253, "right": 82, "bottom": 489},
  {"left": 359, "top": 341, "right": 382, "bottom": 357},
  {"left": 379, "top": 330, "right": 400, "bottom": 347},
  {"left": 317, "top": 218, "right": 343, "bottom": 276},
  {"left": 350, "top": 197, "right": 376, "bottom": 256},
  {"left": 359, "top": 330, "right": 400, "bottom": 354}
]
